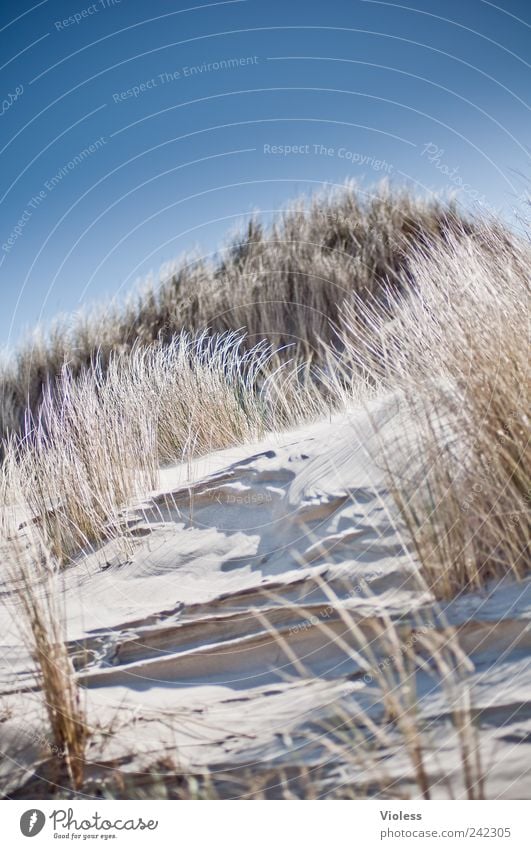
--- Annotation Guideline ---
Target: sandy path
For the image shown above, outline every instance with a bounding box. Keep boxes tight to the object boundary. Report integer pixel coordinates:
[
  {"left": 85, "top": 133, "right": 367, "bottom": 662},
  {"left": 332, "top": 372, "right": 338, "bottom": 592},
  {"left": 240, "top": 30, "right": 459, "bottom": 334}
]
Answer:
[{"left": 1, "top": 394, "right": 530, "bottom": 798}]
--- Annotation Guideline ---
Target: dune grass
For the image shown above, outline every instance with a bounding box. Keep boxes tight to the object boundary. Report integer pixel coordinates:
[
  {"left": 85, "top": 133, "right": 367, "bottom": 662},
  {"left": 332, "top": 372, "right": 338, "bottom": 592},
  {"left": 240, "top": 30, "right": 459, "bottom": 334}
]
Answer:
[
  {"left": 0, "top": 182, "right": 501, "bottom": 443},
  {"left": 0, "top": 184, "right": 528, "bottom": 799},
  {"left": 340, "top": 224, "right": 530, "bottom": 598},
  {"left": 0, "top": 514, "right": 89, "bottom": 792},
  {"left": 2, "top": 188, "right": 526, "bottom": 586},
  {"left": 1, "top": 332, "right": 283, "bottom": 565}
]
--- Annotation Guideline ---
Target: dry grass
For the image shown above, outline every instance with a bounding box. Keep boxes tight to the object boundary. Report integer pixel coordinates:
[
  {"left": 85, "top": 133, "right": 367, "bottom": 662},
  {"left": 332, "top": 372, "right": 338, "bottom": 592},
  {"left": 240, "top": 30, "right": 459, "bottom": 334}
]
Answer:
[
  {"left": 340, "top": 224, "right": 530, "bottom": 598},
  {"left": 0, "top": 182, "right": 495, "bottom": 444},
  {"left": 1, "top": 332, "right": 287, "bottom": 565},
  {"left": 0, "top": 185, "right": 528, "bottom": 800},
  {"left": 255, "top": 576, "right": 483, "bottom": 800},
  {"left": 0, "top": 495, "right": 89, "bottom": 790}
]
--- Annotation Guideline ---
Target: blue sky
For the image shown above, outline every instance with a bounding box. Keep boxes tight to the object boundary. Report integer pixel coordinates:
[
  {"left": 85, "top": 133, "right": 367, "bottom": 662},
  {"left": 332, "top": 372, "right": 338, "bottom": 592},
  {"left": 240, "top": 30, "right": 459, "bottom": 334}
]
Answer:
[{"left": 0, "top": 0, "right": 529, "bottom": 347}]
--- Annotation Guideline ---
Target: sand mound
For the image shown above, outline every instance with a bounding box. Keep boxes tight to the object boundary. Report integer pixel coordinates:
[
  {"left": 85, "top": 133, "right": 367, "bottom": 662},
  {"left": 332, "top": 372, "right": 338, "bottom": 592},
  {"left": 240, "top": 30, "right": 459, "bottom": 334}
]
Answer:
[{"left": 1, "top": 393, "right": 530, "bottom": 798}]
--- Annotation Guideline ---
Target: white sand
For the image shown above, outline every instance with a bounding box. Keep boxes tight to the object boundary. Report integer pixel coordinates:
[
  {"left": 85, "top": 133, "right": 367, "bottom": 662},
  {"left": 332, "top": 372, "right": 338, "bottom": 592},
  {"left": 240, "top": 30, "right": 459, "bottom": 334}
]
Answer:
[{"left": 1, "top": 392, "right": 530, "bottom": 798}]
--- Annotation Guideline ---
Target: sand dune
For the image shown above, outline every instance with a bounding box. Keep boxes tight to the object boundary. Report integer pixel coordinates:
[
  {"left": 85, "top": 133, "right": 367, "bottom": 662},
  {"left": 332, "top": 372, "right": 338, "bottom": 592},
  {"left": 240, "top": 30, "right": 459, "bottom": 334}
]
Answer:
[{"left": 1, "top": 392, "right": 530, "bottom": 798}]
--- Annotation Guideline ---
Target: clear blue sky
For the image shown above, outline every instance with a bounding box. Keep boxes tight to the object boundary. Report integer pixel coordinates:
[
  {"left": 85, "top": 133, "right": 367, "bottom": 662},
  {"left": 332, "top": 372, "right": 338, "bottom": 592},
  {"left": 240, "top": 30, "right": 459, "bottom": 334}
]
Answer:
[{"left": 0, "top": 0, "right": 529, "bottom": 348}]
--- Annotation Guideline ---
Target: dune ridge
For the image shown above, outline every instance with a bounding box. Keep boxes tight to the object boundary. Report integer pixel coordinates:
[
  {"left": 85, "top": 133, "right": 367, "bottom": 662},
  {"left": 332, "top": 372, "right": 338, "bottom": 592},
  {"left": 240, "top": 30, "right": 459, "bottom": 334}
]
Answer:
[{"left": 0, "top": 187, "right": 528, "bottom": 799}]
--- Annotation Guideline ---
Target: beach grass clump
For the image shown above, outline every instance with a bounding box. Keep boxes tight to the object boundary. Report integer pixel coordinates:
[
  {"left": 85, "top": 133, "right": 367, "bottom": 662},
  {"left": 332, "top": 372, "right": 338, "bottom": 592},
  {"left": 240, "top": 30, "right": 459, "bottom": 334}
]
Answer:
[{"left": 341, "top": 224, "right": 530, "bottom": 597}]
